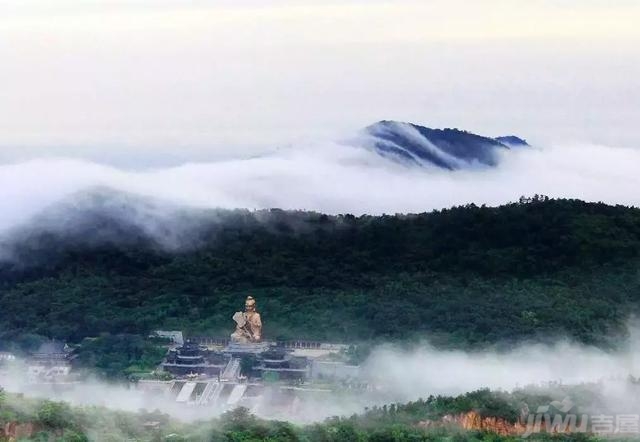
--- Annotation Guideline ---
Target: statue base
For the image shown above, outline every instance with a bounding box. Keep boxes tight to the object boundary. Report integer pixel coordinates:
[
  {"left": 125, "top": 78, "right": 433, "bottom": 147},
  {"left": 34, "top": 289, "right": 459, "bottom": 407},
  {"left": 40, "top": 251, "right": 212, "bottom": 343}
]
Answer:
[{"left": 224, "top": 341, "right": 271, "bottom": 356}]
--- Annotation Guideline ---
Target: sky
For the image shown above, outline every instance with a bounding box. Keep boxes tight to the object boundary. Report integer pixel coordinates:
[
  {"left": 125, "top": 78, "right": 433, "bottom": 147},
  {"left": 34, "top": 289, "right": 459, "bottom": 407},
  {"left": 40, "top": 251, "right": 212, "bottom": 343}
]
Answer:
[{"left": 0, "top": 0, "right": 639, "bottom": 165}]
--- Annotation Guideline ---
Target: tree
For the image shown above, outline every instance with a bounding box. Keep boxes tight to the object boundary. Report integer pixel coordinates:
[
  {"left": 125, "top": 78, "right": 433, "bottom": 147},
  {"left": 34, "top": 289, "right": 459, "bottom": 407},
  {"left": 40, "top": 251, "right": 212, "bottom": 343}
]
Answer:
[
  {"left": 239, "top": 355, "right": 257, "bottom": 378},
  {"left": 37, "top": 400, "right": 73, "bottom": 428},
  {"left": 61, "top": 430, "right": 89, "bottom": 442}
]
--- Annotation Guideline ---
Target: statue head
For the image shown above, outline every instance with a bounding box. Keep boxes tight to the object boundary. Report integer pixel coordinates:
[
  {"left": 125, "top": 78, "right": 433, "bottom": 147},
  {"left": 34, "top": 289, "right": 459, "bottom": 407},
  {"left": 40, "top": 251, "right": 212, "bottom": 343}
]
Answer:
[{"left": 245, "top": 296, "right": 256, "bottom": 313}]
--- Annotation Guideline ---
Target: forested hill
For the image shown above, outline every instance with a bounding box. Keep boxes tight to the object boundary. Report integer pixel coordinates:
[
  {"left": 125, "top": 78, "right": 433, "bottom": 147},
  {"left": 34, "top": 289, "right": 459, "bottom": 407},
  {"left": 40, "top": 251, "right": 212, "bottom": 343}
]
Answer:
[{"left": 1, "top": 195, "right": 640, "bottom": 349}]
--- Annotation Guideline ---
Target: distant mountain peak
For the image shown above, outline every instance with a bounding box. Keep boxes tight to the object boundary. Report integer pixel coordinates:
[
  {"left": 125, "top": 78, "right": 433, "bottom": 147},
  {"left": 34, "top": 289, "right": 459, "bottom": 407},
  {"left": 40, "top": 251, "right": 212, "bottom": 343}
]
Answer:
[
  {"left": 362, "top": 120, "right": 528, "bottom": 170},
  {"left": 494, "top": 135, "right": 529, "bottom": 147}
]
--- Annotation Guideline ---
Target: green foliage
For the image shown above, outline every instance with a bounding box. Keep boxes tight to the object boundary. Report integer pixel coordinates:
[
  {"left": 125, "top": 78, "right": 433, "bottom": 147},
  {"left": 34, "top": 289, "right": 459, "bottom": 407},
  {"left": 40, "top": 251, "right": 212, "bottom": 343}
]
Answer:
[
  {"left": 240, "top": 355, "right": 257, "bottom": 377},
  {"left": 1, "top": 198, "right": 640, "bottom": 354},
  {"left": 421, "top": 389, "right": 520, "bottom": 423},
  {"left": 345, "top": 344, "right": 372, "bottom": 365},
  {"left": 37, "top": 400, "right": 74, "bottom": 428},
  {"left": 0, "top": 385, "right": 627, "bottom": 441},
  {"left": 220, "top": 407, "right": 299, "bottom": 441},
  {"left": 58, "top": 429, "right": 89, "bottom": 442},
  {"left": 73, "top": 333, "right": 167, "bottom": 380}
]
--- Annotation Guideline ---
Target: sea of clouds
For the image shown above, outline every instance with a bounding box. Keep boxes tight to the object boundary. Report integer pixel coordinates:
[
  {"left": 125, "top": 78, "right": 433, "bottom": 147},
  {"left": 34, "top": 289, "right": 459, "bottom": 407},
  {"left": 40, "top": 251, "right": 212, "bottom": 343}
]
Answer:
[{"left": 1, "top": 138, "right": 639, "bottom": 236}]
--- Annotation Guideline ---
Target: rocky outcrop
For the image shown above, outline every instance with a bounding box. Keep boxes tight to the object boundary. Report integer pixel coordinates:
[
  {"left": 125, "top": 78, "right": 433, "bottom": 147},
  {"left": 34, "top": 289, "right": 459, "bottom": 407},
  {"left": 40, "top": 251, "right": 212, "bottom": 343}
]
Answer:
[
  {"left": 418, "top": 411, "right": 527, "bottom": 436},
  {"left": 1, "top": 422, "right": 40, "bottom": 440}
]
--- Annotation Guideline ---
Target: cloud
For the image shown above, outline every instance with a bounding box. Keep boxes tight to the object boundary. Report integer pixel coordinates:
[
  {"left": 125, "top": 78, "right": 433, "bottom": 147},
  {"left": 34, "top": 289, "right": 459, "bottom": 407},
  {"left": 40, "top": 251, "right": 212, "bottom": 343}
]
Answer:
[
  {"left": 363, "top": 337, "right": 640, "bottom": 402},
  {"left": 1, "top": 1, "right": 639, "bottom": 150},
  {"left": 0, "top": 140, "right": 639, "bottom": 237}
]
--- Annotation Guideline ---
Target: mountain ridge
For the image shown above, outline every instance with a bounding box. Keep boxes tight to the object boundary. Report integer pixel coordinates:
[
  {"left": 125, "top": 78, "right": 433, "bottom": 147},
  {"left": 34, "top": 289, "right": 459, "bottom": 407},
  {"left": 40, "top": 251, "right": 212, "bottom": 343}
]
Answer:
[{"left": 363, "top": 120, "right": 529, "bottom": 169}]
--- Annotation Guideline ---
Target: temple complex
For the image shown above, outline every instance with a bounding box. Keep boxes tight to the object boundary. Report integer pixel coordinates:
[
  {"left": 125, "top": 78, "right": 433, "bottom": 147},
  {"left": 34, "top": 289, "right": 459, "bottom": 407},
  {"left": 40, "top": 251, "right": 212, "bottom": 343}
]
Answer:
[
  {"left": 2, "top": 296, "right": 363, "bottom": 418},
  {"left": 27, "top": 341, "right": 74, "bottom": 383},
  {"left": 162, "top": 296, "right": 310, "bottom": 380},
  {"left": 147, "top": 296, "right": 361, "bottom": 411}
]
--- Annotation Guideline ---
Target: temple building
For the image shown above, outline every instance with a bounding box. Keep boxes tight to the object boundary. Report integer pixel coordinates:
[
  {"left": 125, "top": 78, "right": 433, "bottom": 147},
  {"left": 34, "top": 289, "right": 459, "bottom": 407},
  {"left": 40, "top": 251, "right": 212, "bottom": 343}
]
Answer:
[
  {"left": 162, "top": 340, "right": 312, "bottom": 382},
  {"left": 253, "top": 347, "right": 309, "bottom": 382},
  {"left": 163, "top": 341, "right": 227, "bottom": 377},
  {"left": 27, "top": 341, "right": 73, "bottom": 383}
]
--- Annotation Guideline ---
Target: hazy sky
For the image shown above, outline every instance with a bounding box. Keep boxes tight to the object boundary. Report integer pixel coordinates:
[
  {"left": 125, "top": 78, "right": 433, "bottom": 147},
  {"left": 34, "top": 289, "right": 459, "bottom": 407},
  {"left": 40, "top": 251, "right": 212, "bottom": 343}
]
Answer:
[{"left": 1, "top": 0, "right": 638, "bottom": 163}]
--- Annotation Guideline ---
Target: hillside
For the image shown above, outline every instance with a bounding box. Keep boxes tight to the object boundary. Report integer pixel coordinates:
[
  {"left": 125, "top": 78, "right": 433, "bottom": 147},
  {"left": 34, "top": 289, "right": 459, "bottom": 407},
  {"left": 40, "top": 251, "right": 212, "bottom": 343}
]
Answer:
[
  {"left": 1, "top": 194, "right": 640, "bottom": 350},
  {"left": 0, "top": 385, "right": 618, "bottom": 441}
]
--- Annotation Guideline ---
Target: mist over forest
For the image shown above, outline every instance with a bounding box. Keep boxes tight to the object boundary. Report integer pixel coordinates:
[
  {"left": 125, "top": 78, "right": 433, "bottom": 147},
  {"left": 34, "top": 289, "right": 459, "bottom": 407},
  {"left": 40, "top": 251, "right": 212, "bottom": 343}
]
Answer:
[
  {"left": 1, "top": 130, "right": 640, "bottom": 440},
  {"left": 2, "top": 0, "right": 640, "bottom": 439},
  {"left": 1, "top": 194, "right": 638, "bottom": 348}
]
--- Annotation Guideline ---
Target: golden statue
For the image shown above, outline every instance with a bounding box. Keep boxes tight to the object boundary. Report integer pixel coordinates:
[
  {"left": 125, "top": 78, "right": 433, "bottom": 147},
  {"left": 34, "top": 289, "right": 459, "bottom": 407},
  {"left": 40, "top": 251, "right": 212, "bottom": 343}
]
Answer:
[{"left": 230, "top": 296, "right": 262, "bottom": 343}]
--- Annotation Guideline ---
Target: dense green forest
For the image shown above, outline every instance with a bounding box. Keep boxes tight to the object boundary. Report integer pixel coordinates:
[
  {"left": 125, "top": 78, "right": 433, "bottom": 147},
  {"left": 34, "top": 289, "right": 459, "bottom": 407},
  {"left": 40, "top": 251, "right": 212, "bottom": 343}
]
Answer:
[
  {"left": 0, "top": 385, "right": 618, "bottom": 441},
  {"left": 1, "top": 196, "right": 640, "bottom": 354}
]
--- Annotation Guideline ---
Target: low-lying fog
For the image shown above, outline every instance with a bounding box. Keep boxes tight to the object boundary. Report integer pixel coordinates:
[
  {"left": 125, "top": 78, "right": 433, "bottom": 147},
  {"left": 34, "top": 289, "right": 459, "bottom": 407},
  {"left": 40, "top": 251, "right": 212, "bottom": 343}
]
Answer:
[{"left": 4, "top": 327, "right": 640, "bottom": 423}]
